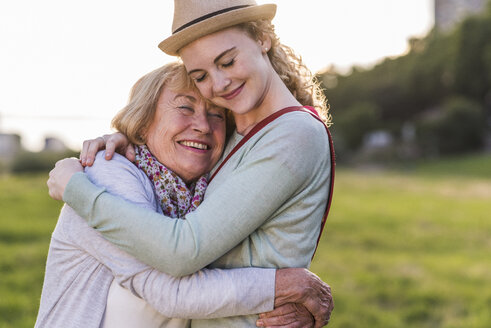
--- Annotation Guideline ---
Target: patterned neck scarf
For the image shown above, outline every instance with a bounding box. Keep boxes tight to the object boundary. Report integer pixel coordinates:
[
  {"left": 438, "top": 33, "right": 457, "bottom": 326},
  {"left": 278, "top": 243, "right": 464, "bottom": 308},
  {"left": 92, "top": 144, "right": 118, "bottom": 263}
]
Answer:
[{"left": 134, "top": 144, "right": 208, "bottom": 219}]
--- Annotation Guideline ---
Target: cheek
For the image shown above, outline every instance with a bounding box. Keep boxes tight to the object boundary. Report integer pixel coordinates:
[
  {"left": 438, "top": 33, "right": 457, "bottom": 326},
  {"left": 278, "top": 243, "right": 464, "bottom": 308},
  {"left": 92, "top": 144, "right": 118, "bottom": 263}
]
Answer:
[
  {"left": 146, "top": 124, "right": 173, "bottom": 159},
  {"left": 146, "top": 133, "right": 165, "bottom": 160},
  {"left": 196, "top": 83, "right": 212, "bottom": 99},
  {"left": 145, "top": 127, "right": 158, "bottom": 151}
]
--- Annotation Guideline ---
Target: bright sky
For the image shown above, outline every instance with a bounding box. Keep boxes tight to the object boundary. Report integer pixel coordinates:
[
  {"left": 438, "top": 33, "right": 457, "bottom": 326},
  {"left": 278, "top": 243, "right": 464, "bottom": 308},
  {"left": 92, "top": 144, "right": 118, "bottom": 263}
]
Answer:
[{"left": 0, "top": 0, "right": 433, "bottom": 151}]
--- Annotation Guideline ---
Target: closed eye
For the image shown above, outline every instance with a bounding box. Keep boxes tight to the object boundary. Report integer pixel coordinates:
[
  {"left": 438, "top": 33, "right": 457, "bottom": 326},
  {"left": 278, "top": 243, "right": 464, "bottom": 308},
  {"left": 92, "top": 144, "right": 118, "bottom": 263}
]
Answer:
[
  {"left": 178, "top": 106, "right": 194, "bottom": 114},
  {"left": 222, "top": 59, "right": 235, "bottom": 68},
  {"left": 208, "top": 112, "right": 225, "bottom": 120},
  {"left": 194, "top": 73, "right": 207, "bottom": 83}
]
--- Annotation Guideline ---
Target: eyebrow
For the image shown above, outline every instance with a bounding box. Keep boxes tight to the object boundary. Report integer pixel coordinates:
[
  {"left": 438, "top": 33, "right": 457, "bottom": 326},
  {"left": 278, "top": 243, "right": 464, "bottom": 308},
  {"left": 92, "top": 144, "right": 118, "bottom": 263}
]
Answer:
[
  {"left": 174, "top": 94, "right": 197, "bottom": 102},
  {"left": 214, "top": 47, "right": 236, "bottom": 64},
  {"left": 187, "top": 47, "right": 237, "bottom": 75}
]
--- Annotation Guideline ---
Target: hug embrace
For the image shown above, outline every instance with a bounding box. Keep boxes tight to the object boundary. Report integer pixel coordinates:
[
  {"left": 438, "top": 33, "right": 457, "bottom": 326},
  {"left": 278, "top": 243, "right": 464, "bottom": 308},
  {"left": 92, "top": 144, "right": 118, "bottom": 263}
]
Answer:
[{"left": 38, "top": 0, "right": 335, "bottom": 327}]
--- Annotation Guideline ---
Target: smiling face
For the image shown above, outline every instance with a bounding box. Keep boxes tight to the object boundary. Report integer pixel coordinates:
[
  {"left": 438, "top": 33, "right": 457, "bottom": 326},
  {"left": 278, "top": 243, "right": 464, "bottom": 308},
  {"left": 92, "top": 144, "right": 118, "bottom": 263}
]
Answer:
[
  {"left": 179, "top": 27, "right": 274, "bottom": 131},
  {"left": 145, "top": 87, "right": 226, "bottom": 183}
]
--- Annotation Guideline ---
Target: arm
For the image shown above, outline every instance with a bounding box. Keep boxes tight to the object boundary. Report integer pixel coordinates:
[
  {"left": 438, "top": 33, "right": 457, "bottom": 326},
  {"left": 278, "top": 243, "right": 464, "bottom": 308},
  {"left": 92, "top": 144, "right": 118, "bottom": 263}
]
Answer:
[
  {"left": 68, "top": 210, "right": 276, "bottom": 318},
  {"left": 69, "top": 154, "right": 333, "bottom": 321},
  {"left": 63, "top": 202, "right": 331, "bottom": 322},
  {"left": 62, "top": 152, "right": 276, "bottom": 318},
  {"left": 63, "top": 116, "right": 330, "bottom": 276}
]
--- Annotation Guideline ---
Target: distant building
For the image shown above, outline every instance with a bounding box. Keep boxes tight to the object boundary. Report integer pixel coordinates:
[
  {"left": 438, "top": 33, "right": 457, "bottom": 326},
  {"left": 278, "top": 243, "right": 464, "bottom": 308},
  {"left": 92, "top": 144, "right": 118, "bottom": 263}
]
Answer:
[
  {"left": 363, "top": 130, "right": 394, "bottom": 150},
  {"left": 0, "top": 133, "right": 21, "bottom": 161},
  {"left": 43, "top": 137, "right": 68, "bottom": 152},
  {"left": 435, "top": 0, "right": 486, "bottom": 32}
]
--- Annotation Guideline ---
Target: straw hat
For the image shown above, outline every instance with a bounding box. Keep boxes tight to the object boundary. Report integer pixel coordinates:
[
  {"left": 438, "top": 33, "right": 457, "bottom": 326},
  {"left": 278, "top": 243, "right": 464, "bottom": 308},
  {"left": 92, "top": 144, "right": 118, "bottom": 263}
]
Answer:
[{"left": 159, "top": 0, "right": 276, "bottom": 56}]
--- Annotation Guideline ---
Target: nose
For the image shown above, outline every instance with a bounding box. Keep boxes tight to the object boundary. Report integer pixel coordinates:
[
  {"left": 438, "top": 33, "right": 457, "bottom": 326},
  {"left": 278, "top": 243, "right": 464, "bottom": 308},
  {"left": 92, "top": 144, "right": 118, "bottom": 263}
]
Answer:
[
  {"left": 211, "top": 70, "right": 231, "bottom": 95},
  {"left": 192, "top": 111, "right": 212, "bottom": 134}
]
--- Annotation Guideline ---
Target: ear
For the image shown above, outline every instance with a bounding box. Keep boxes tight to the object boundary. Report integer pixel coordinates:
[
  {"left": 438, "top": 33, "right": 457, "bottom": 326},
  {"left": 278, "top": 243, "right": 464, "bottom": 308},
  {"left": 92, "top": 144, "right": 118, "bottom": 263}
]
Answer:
[{"left": 258, "top": 35, "right": 272, "bottom": 54}]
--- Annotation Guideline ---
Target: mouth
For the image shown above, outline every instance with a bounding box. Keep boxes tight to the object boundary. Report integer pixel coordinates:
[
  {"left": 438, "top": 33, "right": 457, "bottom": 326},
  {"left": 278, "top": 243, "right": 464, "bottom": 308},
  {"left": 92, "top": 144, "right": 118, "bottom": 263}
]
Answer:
[
  {"left": 221, "top": 83, "right": 245, "bottom": 100},
  {"left": 178, "top": 140, "right": 210, "bottom": 150}
]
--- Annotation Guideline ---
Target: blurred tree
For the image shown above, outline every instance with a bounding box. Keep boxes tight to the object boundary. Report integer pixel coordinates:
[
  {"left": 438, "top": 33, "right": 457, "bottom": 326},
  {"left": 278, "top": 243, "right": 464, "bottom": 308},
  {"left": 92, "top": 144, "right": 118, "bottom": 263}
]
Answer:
[
  {"left": 453, "top": 16, "right": 491, "bottom": 100},
  {"left": 332, "top": 102, "right": 381, "bottom": 151},
  {"left": 321, "top": 5, "right": 491, "bottom": 159},
  {"left": 416, "top": 97, "right": 485, "bottom": 155},
  {"left": 11, "top": 150, "right": 78, "bottom": 174}
]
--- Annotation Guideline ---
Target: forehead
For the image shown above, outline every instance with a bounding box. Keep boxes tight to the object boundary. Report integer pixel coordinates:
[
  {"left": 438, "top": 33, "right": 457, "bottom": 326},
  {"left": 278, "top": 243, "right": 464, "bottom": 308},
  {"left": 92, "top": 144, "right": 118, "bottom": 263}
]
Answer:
[
  {"left": 158, "top": 87, "right": 226, "bottom": 111},
  {"left": 179, "top": 27, "right": 255, "bottom": 64},
  {"left": 158, "top": 86, "right": 200, "bottom": 103}
]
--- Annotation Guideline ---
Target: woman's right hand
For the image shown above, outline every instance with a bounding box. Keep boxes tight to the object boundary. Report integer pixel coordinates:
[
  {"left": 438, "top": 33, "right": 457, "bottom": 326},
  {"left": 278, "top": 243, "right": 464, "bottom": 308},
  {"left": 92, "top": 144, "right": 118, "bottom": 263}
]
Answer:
[
  {"left": 272, "top": 268, "right": 333, "bottom": 327},
  {"left": 80, "top": 133, "right": 135, "bottom": 166}
]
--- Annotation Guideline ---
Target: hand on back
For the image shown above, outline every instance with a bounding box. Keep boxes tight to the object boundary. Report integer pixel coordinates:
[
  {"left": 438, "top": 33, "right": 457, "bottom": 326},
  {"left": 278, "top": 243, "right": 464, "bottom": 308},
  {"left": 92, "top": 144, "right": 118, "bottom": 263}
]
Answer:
[
  {"left": 267, "top": 268, "right": 333, "bottom": 327},
  {"left": 47, "top": 158, "right": 84, "bottom": 200}
]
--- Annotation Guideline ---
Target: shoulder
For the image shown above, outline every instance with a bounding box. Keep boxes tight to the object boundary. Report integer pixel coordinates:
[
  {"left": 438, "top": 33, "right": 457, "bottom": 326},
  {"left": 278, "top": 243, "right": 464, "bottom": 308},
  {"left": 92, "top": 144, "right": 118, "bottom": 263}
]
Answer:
[
  {"left": 256, "top": 110, "right": 330, "bottom": 159},
  {"left": 277, "top": 110, "right": 328, "bottom": 142},
  {"left": 240, "top": 110, "right": 331, "bottom": 178},
  {"left": 84, "top": 151, "right": 156, "bottom": 206},
  {"left": 85, "top": 151, "right": 142, "bottom": 184}
]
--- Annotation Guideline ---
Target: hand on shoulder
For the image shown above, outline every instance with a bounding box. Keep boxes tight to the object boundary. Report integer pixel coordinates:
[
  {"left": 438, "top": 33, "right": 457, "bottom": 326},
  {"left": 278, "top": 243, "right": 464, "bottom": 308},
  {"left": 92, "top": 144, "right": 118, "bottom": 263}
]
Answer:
[{"left": 80, "top": 133, "right": 134, "bottom": 167}]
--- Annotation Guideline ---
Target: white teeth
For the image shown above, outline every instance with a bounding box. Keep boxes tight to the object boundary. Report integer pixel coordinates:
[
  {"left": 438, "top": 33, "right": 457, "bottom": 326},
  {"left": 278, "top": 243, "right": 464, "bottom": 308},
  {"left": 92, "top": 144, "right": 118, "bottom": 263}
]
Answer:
[{"left": 180, "top": 141, "right": 208, "bottom": 150}]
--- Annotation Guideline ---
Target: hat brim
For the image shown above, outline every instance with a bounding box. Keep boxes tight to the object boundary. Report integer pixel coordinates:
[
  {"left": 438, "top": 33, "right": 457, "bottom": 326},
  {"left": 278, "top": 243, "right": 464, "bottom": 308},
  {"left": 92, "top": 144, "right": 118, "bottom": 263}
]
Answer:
[{"left": 158, "top": 4, "right": 277, "bottom": 56}]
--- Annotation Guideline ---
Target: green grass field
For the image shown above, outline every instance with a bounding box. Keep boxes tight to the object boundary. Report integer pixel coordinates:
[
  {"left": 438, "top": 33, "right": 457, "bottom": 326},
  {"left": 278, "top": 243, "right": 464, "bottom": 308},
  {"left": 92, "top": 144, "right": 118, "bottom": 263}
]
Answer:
[{"left": 1, "top": 154, "right": 490, "bottom": 327}]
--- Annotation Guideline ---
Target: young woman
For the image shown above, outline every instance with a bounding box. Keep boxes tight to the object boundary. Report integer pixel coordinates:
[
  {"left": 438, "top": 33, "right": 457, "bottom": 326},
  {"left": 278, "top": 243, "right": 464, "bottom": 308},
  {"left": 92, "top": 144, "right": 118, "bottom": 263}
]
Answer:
[{"left": 48, "top": 1, "right": 335, "bottom": 327}]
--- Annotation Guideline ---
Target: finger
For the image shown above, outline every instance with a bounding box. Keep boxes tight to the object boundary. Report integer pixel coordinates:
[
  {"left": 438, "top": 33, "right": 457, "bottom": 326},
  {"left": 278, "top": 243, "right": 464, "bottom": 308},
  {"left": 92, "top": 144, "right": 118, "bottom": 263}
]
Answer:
[
  {"left": 104, "top": 133, "right": 124, "bottom": 160},
  {"left": 80, "top": 140, "right": 90, "bottom": 165},
  {"left": 104, "top": 143, "right": 116, "bottom": 160},
  {"left": 261, "top": 304, "right": 297, "bottom": 318},
  {"left": 259, "top": 304, "right": 314, "bottom": 328},
  {"left": 312, "top": 298, "right": 333, "bottom": 328},
  {"left": 125, "top": 144, "right": 136, "bottom": 162},
  {"left": 85, "top": 137, "right": 105, "bottom": 166},
  {"left": 256, "top": 312, "right": 297, "bottom": 327},
  {"left": 47, "top": 174, "right": 60, "bottom": 200},
  {"left": 81, "top": 138, "right": 102, "bottom": 166},
  {"left": 46, "top": 175, "right": 53, "bottom": 196},
  {"left": 314, "top": 314, "right": 331, "bottom": 328},
  {"left": 263, "top": 321, "right": 310, "bottom": 328}
]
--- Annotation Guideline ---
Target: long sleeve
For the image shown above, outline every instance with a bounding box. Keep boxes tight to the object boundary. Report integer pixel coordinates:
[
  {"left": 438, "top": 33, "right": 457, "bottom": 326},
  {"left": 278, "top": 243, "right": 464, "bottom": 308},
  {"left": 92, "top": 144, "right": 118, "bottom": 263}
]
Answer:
[
  {"left": 64, "top": 112, "right": 331, "bottom": 276},
  {"left": 65, "top": 152, "right": 275, "bottom": 318}
]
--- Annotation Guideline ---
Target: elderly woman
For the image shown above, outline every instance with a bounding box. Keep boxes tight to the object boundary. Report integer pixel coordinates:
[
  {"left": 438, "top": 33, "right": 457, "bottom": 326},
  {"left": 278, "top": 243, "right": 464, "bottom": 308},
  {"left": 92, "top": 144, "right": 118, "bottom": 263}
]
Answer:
[
  {"left": 38, "top": 62, "right": 330, "bottom": 328},
  {"left": 48, "top": 1, "right": 336, "bottom": 327}
]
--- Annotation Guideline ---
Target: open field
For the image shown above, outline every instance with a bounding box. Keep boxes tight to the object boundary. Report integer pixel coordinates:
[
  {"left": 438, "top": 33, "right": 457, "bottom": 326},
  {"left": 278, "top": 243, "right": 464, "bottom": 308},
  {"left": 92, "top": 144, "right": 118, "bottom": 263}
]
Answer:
[
  {"left": 1, "top": 154, "right": 490, "bottom": 327},
  {"left": 312, "top": 154, "right": 491, "bottom": 327}
]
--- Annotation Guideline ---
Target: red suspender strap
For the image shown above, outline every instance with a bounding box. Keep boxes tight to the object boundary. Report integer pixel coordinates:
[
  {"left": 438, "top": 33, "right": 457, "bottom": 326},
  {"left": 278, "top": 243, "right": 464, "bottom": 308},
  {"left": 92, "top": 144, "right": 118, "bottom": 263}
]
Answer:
[
  {"left": 304, "top": 106, "right": 336, "bottom": 259},
  {"left": 209, "top": 105, "right": 335, "bottom": 259}
]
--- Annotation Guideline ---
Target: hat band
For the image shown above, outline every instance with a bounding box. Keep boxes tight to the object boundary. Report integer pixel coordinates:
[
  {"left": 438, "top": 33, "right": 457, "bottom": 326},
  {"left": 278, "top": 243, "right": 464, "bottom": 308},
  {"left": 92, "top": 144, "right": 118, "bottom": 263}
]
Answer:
[{"left": 173, "top": 5, "right": 251, "bottom": 34}]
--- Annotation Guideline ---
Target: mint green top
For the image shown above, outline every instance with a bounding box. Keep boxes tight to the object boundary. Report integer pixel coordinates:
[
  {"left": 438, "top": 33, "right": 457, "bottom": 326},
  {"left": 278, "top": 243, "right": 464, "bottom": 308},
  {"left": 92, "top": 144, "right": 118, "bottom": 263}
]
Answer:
[{"left": 64, "top": 111, "right": 332, "bottom": 327}]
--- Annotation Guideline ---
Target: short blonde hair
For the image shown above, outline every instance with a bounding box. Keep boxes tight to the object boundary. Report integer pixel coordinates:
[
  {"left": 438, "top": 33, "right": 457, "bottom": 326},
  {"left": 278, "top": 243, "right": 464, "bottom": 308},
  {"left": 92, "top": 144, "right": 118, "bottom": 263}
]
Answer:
[
  {"left": 111, "top": 61, "right": 199, "bottom": 144},
  {"left": 237, "top": 20, "right": 331, "bottom": 125}
]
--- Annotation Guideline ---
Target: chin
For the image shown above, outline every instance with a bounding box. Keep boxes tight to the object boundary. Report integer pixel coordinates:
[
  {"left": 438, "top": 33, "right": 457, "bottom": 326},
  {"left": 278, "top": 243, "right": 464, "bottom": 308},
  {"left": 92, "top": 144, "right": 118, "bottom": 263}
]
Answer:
[{"left": 186, "top": 168, "right": 208, "bottom": 180}]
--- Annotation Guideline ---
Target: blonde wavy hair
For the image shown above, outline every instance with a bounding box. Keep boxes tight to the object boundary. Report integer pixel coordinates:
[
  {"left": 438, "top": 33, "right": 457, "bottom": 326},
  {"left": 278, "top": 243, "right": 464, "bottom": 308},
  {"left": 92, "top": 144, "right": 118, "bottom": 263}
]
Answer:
[
  {"left": 111, "top": 62, "right": 201, "bottom": 145},
  {"left": 237, "top": 20, "right": 331, "bottom": 125}
]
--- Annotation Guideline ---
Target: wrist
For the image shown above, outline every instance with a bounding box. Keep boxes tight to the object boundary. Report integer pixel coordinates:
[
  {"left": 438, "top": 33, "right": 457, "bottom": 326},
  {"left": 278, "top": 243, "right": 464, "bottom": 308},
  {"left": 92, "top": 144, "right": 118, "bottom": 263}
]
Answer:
[{"left": 274, "top": 268, "right": 306, "bottom": 307}]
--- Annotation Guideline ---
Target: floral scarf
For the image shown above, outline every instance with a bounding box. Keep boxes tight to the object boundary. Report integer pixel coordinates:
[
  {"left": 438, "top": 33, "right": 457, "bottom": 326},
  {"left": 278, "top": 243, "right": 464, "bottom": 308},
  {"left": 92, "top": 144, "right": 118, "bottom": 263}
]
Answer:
[{"left": 134, "top": 144, "right": 208, "bottom": 218}]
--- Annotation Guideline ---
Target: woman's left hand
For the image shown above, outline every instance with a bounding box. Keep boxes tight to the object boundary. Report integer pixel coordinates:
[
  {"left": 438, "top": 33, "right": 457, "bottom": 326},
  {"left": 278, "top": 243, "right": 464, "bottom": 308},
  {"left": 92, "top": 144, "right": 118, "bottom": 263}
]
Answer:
[
  {"left": 257, "top": 303, "right": 314, "bottom": 328},
  {"left": 47, "top": 158, "right": 84, "bottom": 200}
]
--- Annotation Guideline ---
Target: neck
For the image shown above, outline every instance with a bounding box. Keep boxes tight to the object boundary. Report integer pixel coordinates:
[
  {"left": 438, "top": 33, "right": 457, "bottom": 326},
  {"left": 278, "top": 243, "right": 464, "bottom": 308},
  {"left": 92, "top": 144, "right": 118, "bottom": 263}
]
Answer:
[{"left": 234, "top": 73, "right": 300, "bottom": 135}]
